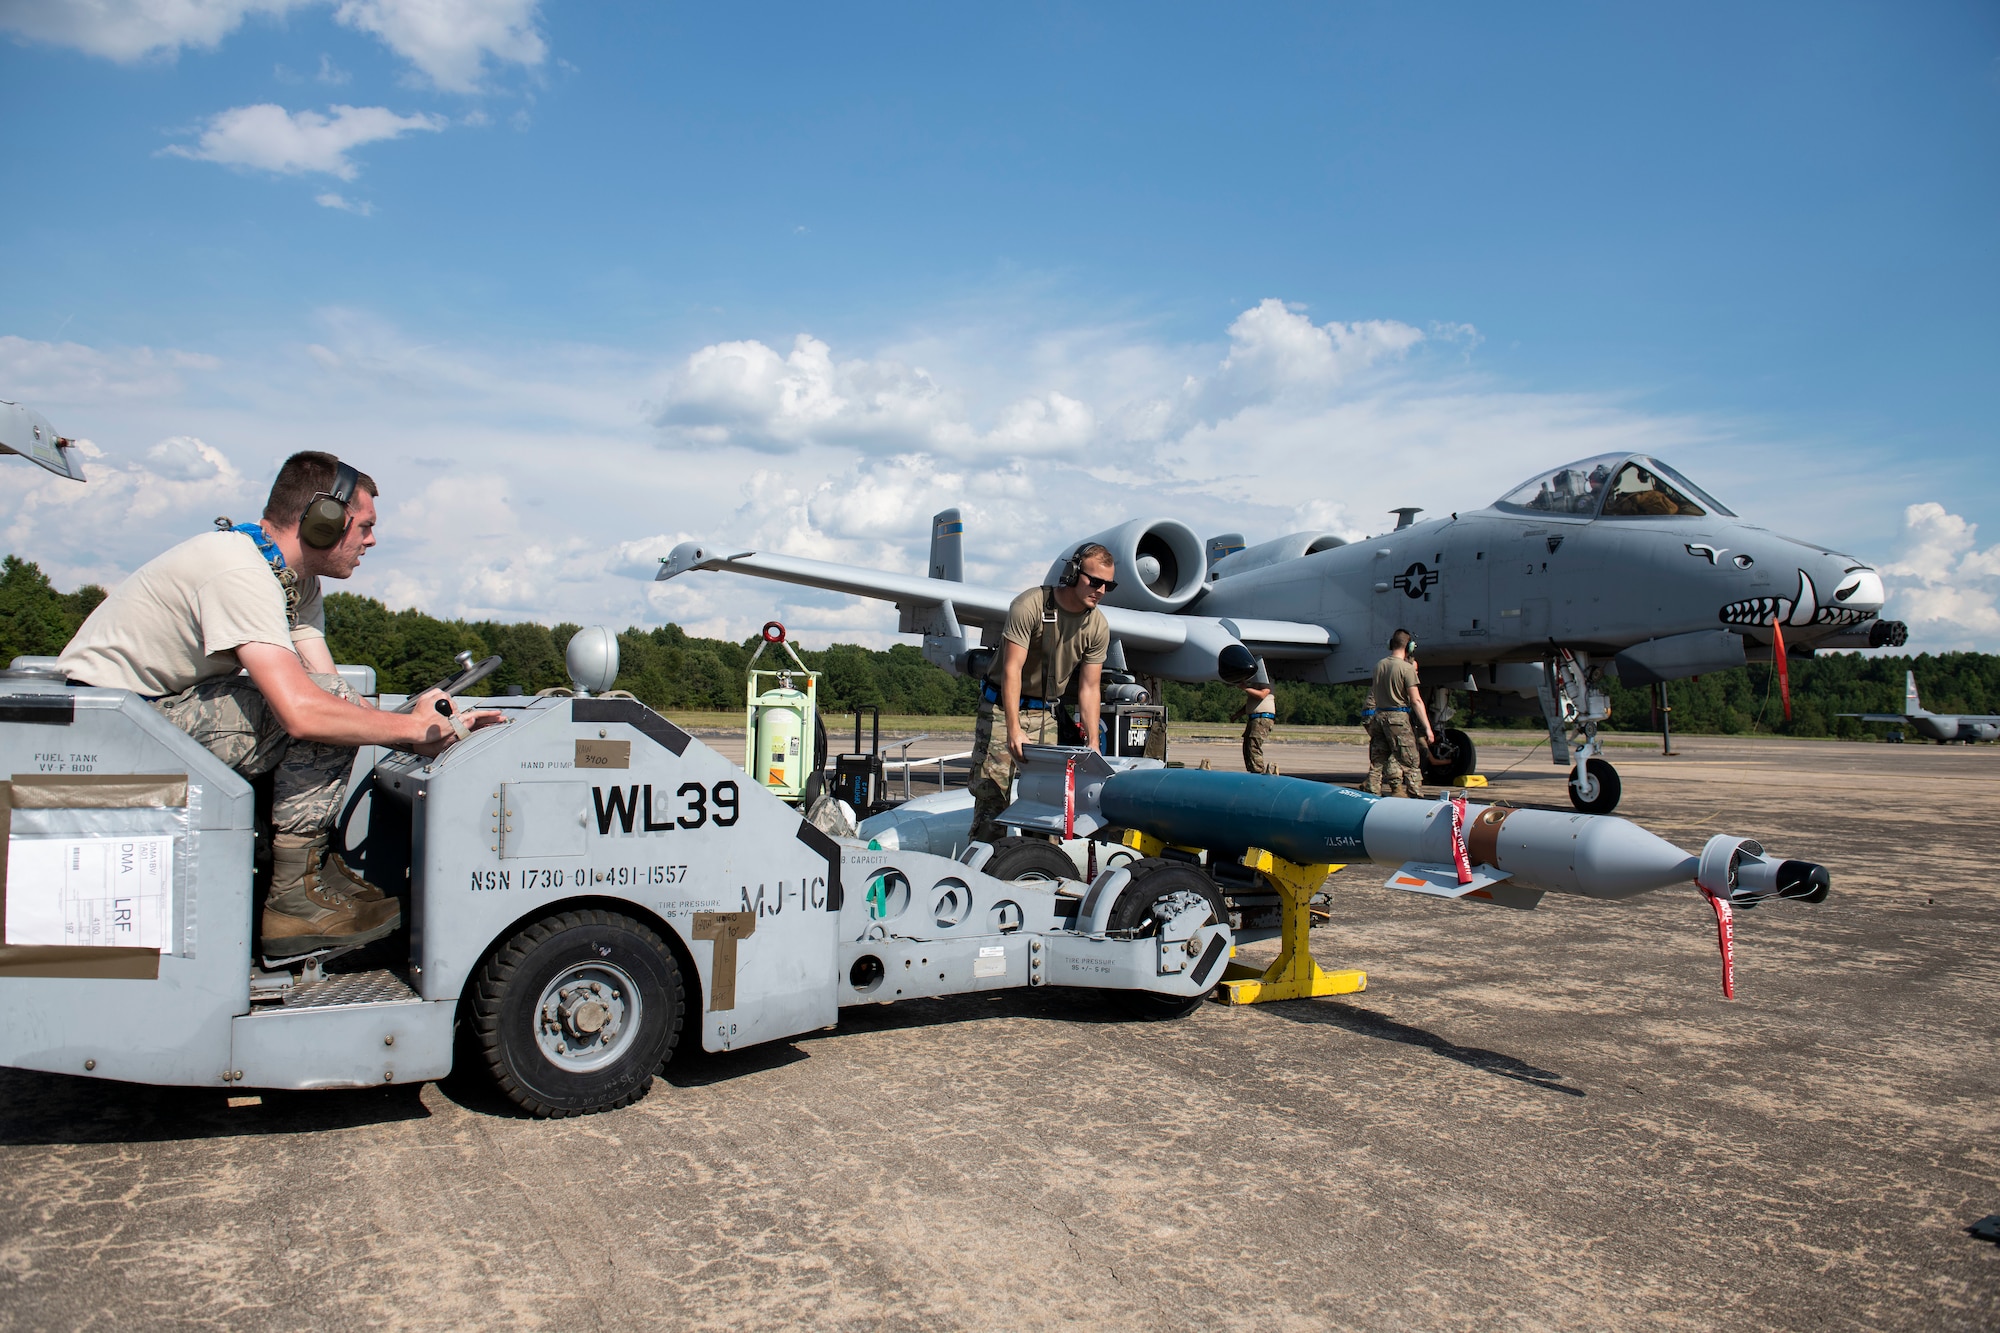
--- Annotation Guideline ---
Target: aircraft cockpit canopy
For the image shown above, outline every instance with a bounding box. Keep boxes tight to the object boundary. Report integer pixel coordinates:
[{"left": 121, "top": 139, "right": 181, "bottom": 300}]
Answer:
[{"left": 1493, "top": 454, "right": 1734, "bottom": 519}]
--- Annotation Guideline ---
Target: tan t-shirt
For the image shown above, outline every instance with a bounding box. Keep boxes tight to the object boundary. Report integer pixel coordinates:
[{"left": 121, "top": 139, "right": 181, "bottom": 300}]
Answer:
[
  {"left": 59, "top": 531, "right": 327, "bottom": 696},
  {"left": 989, "top": 586, "right": 1110, "bottom": 702},
  {"left": 1371, "top": 654, "right": 1419, "bottom": 711}
]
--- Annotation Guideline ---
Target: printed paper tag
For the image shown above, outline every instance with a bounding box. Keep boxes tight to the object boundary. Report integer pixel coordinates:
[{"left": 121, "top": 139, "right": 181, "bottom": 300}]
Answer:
[{"left": 6, "top": 835, "right": 175, "bottom": 952}]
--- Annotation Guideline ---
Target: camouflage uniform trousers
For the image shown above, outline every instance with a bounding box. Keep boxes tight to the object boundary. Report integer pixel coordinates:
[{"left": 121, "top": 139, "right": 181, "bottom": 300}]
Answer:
[
  {"left": 1365, "top": 711, "right": 1426, "bottom": 798},
  {"left": 153, "top": 673, "right": 362, "bottom": 838},
  {"left": 1138, "top": 675, "right": 1169, "bottom": 760},
  {"left": 1241, "top": 713, "right": 1278, "bottom": 774},
  {"left": 967, "top": 698, "right": 1060, "bottom": 845}
]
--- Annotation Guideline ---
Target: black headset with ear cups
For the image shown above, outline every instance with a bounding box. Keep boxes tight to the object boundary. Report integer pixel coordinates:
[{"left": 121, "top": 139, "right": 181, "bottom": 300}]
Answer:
[
  {"left": 298, "top": 461, "right": 359, "bottom": 550},
  {"left": 1057, "top": 544, "right": 1087, "bottom": 588}
]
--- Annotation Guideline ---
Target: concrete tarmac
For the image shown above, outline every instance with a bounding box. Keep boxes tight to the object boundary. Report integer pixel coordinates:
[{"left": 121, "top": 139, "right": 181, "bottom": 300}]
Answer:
[{"left": 1, "top": 733, "right": 1995, "bottom": 1329}]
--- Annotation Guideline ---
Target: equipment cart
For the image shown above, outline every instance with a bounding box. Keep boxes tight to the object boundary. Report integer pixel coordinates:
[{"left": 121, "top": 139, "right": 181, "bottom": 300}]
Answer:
[{"left": 0, "top": 645, "right": 1234, "bottom": 1117}]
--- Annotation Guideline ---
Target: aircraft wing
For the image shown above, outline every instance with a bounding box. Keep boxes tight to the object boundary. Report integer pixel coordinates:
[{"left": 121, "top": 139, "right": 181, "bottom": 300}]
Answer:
[
  {"left": 654, "top": 542, "right": 1336, "bottom": 668},
  {"left": 0, "top": 402, "right": 85, "bottom": 482},
  {"left": 1837, "top": 714, "right": 1909, "bottom": 723}
]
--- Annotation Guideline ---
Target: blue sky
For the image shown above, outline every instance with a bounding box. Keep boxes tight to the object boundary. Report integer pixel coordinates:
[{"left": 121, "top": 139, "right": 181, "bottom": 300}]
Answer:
[{"left": 4, "top": 1, "right": 1998, "bottom": 648}]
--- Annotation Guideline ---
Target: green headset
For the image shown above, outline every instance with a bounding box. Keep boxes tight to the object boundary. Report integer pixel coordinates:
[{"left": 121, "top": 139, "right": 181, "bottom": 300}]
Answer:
[
  {"left": 298, "top": 461, "right": 360, "bottom": 550},
  {"left": 1055, "top": 544, "right": 1087, "bottom": 588}
]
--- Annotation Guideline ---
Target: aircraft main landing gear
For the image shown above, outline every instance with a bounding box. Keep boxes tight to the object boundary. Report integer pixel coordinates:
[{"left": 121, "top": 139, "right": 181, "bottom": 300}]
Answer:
[
  {"left": 1419, "top": 688, "right": 1479, "bottom": 785},
  {"left": 1421, "top": 727, "right": 1478, "bottom": 785}
]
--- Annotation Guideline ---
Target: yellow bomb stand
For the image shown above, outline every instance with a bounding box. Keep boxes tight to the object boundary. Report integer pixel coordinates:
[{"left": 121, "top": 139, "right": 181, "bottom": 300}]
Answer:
[{"left": 745, "top": 621, "right": 820, "bottom": 802}]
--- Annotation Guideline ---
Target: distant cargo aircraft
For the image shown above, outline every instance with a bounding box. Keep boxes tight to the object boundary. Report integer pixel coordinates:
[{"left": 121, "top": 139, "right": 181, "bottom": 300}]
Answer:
[
  {"left": 1842, "top": 671, "right": 1999, "bottom": 743},
  {"left": 656, "top": 452, "right": 1909, "bottom": 813},
  {"left": 0, "top": 401, "right": 85, "bottom": 481}
]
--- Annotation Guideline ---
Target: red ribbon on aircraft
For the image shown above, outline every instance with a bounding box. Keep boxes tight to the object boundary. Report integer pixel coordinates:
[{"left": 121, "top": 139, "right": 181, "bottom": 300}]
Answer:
[
  {"left": 1772, "top": 619, "right": 1792, "bottom": 722},
  {"left": 1448, "top": 792, "right": 1473, "bottom": 885},
  {"left": 1698, "top": 885, "right": 1736, "bottom": 999}
]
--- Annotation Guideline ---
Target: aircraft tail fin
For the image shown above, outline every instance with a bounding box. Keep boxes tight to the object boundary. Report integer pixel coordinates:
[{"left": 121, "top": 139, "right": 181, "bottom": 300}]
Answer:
[
  {"left": 929, "top": 509, "right": 964, "bottom": 582},
  {"left": 1906, "top": 670, "right": 1923, "bottom": 716}
]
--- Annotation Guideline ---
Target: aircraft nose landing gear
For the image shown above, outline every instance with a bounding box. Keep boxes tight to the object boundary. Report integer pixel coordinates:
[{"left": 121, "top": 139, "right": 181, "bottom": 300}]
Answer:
[
  {"left": 1569, "top": 755, "right": 1622, "bottom": 815},
  {"left": 1538, "top": 650, "right": 1622, "bottom": 815}
]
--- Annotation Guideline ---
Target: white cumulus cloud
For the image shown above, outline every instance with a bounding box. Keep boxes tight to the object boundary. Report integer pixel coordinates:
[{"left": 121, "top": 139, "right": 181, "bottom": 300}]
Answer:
[
  {"left": 0, "top": 0, "right": 303, "bottom": 61},
  {"left": 165, "top": 102, "right": 445, "bottom": 179},
  {"left": 0, "top": 0, "right": 546, "bottom": 90},
  {"left": 1881, "top": 502, "right": 2000, "bottom": 647},
  {"left": 314, "top": 190, "right": 373, "bottom": 213},
  {"left": 332, "top": 0, "right": 543, "bottom": 92},
  {"left": 651, "top": 300, "right": 1431, "bottom": 464},
  {"left": 1214, "top": 299, "right": 1424, "bottom": 397}
]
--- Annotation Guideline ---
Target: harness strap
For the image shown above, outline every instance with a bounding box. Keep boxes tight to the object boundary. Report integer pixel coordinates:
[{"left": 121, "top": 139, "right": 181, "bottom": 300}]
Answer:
[
  {"left": 1040, "top": 587, "right": 1058, "bottom": 706},
  {"left": 216, "top": 518, "right": 301, "bottom": 630}
]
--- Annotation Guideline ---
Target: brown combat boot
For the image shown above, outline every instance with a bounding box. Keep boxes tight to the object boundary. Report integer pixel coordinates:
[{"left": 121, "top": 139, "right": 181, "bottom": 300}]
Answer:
[
  {"left": 261, "top": 835, "right": 401, "bottom": 956},
  {"left": 318, "top": 847, "right": 390, "bottom": 903}
]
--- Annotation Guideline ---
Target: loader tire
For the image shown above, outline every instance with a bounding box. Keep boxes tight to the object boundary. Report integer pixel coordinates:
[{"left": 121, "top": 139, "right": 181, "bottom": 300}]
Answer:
[
  {"left": 1105, "top": 859, "right": 1229, "bottom": 1021},
  {"left": 468, "top": 909, "right": 684, "bottom": 1118},
  {"left": 982, "top": 838, "right": 1079, "bottom": 884}
]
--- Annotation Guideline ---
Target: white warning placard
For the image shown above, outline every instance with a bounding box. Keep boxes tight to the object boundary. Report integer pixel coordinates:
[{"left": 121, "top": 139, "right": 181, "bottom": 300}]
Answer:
[{"left": 5, "top": 836, "right": 174, "bottom": 952}]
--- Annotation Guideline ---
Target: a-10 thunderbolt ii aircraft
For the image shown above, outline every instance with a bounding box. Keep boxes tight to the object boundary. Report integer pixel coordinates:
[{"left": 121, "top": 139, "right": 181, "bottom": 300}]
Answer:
[
  {"left": 657, "top": 451, "right": 1908, "bottom": 814},
  {"left": 1842, "top": 671, "right": 1999, "bottom": 743}
]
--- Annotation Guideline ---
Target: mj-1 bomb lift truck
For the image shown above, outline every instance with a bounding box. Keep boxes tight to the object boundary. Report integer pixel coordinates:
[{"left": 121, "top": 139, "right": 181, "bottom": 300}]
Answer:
[{"left": 0, "top": 639, "right": 1233, "bottom": 1117}]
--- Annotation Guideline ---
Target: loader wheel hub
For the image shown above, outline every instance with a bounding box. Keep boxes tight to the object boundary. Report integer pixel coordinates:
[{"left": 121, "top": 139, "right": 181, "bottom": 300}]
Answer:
[{"left": 537, "top": 965, "right": 642, "bottom": 1070}]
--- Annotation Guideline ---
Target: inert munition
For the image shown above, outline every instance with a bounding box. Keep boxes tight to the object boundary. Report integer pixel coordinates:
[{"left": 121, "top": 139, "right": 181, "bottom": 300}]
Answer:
[
  {"left": 1006, "top": 752, "right": 1829, "bottom": 996},
  {"left": 1098, "top": 767, "right": 1828, "bottom": 905}
]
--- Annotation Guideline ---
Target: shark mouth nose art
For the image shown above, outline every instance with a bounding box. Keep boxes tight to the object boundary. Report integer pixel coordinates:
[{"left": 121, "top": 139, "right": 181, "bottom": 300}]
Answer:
[{"left": 1720, "top": 570, "right": 1878, "bottom": 628}]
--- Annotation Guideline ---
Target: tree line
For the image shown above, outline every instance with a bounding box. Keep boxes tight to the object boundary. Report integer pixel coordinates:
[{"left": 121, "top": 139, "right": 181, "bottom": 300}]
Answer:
[{"left": 5, "top": 554, "right": 1996, "bottom": 739}]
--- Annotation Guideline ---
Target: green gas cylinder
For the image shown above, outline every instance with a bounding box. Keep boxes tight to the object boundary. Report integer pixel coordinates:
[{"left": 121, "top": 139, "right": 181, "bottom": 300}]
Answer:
[{"left": 751, "top": 686, "right": 809, "bottom": 797}]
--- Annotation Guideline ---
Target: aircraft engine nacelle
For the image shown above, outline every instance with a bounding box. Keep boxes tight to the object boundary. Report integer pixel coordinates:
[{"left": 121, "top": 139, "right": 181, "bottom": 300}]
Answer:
[
  {"left": 1047, "top": 518, "right": 1206, "bottom": 614},
  {"left": 1206, "top": 531, "right": 1347, "bottom": 583}
]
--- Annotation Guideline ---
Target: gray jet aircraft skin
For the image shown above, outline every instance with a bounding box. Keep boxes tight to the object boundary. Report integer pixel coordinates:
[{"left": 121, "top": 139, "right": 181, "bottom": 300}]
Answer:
[
  {"left": 0, "top": 401, "right": 85, "bottom": 481},
  {"left": 1843, "top": 671, "right": 1999, "bottom": 743},
  {"left": 657, "top": 452, "right": 1905, "bottom": 813}
]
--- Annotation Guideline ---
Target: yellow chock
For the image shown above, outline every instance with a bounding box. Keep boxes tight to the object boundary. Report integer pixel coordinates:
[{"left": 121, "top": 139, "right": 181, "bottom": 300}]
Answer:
[
  {"left": 1121, "top": 828, "right": 1167, "bottom": 858},
  {"left": 1447, "top": 774, "right": 1489, "bottom": 787},
  {"left": 1120, "top": 828, "right": 1206, "bottom": 862},
  {"left": 1217, "top": 847, "right": 1366, "bottom": 1005}
]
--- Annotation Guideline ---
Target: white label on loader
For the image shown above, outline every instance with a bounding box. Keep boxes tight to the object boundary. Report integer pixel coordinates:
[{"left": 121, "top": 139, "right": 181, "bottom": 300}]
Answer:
[
  {"left": 5, "top": 835, "right": 174, "bottom": 952},
  {"left": 974, "top": 945, "right": 1007, "bottom": 978}
]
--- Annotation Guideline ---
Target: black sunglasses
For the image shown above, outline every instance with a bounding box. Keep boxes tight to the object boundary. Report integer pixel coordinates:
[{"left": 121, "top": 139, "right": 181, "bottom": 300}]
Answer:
[{"left": 1076, "top": 571, "right": 1118, "bottom": 593}]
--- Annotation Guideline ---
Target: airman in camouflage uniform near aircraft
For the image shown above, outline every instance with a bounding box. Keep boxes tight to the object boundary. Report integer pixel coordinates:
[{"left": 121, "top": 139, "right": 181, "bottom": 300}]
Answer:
[
  {"left": 967, "top": 543, "right": 1114, "bottom": 844},
  {"left": 1363, "top": 629, "right": 1431, "bottom": 799},
  {"left": 1238, "top": 683, "right": 1279, "bottom": 775}
]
